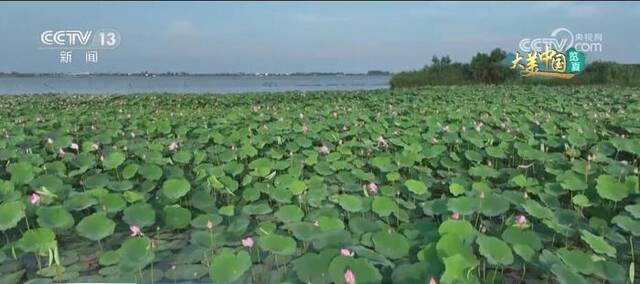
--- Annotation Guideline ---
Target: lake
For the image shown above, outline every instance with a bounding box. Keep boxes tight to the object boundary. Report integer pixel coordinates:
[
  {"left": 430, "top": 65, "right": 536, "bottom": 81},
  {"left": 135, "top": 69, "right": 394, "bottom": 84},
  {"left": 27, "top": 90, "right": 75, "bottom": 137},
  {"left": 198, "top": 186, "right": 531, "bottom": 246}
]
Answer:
[{"left": 0, "top": 74, "right": 391, "bottom": 95}]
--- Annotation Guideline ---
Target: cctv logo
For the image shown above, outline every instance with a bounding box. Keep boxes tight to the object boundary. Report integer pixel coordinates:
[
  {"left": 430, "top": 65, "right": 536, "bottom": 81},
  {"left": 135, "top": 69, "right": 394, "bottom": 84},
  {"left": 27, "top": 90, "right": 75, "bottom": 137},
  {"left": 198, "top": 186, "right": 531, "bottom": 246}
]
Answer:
[
  {"left": 39, "top": 29, "right": 120, "bottom": 49},
  {"left": 519, "top": 28, "right": 573, "bottom": 53},
  {"left": 41, "top": 30, "right": 93, "bottom": 46}
]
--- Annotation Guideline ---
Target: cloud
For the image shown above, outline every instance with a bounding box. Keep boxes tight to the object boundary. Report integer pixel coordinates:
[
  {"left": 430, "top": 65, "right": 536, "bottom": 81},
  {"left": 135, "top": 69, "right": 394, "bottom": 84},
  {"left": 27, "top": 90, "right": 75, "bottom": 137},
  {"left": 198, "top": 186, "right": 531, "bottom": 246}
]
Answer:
[{"left": 293, "top": 14, "right": 351, "bottom": 23}]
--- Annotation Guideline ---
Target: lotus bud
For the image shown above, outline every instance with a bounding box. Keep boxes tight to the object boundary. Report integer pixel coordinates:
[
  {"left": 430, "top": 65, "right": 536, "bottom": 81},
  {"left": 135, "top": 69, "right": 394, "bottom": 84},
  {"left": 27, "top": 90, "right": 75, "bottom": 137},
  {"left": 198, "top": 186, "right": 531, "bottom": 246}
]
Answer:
[
  {"left": 341, "top": 248, "right": 354, "bottom": 257},
  {"left": 168, "top": 141, "right": 178, "bottom": 151},
  {"left": 242, "top": 236, "right": 254, "bottom": 248},
  {"left": 30, "top": 193, "right": 41, "bottom": 205},
  {"left": 344, "top": 268, "right": 356, "bottom": 284},
  {"left": 451, "top": 212, "right": 460, "bottom": 220},
  {"left": 515, "top": 214, "right": 527, "bottom": 225},
  {"left": 130, "top": 225, "right": 143, "bottom": 237},
  {"left": 367, "top": 182, "right": 378, "bottom": 194}
]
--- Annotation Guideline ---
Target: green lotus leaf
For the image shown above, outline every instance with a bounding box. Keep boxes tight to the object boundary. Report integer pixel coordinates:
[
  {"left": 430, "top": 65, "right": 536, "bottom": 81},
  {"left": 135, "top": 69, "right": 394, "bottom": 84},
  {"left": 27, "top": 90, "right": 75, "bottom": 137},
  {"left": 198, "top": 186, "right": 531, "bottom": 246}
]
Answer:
[
  {"left": 596, "top": 174, "right": 629, "bottom": 202},
  {"left": 100, "top": 193, "right": 126, "bottom": 213},
  {"left": 468, "top": 165, "right": 499, "bottom": 178},
  {"left": 258, "top": 234, "right": 297, "bottom": 256},
  {"left": 372, "top": 196, "right": 398, "bottom": 218},
  {"left": 372, "top": 230, "right": 410, "bottom": 259},
  {"left": 36, "top": 206, "right": 74, "bottom": 231},
  {"left": 405, "top": 179, "right": 428, "bottom": 195},
  {"left": 447, "top": 197, "right": 477, "bottom": 215},
  {"left": 580, "top": 229, "right": 616, "bottom": 257},
  {"left": 241, "top": 202, "right": 273, "bottom": 216},
  {"left": 8, "top": 161, "right": 35, "bottom": 184},
  {"left": 209, "top": 249, "right": 252, "bottom": 282},
  {"left": 76, "top": 212, "right": 115, "bottom": 241},
  {"left": 557, "top": 248, "right": 595, "bottom": 275},
  {"left": 557, "top": 171, "right": 587, "bottom": 191},
  {"left": 121, "top": 163, "right": 139, "bottom": 179},
  {"left": 19, "top": 227, "right": 56, "bottom": 252},
  {"left": 611, "top": 215, "right": 640, "bottom": 236},
  {"left": 287, "top": 222, "right": 322, "bottom": 241},
  {"left": 219, "top": 205, "right": 235, "bottom": 216},
  {"left": 289, "top": 180, "right": 306, "bottom": 195},
  {"left": 438, "top": 219, "right": 477, "bottom": 242},
  {"left": 161, "top": 178, "right": 191, "bottom": 200},
  {"left": 123, "top": 202, "right": 156, "bottom": 228},
  {"left": 571, "top": 194, "right": 591, "bottom": 207},
  {"left": 102, "top": 151, "right": 126, "bottom": 169},
  {"left": 98, "top": 250, "right": 120, "bottom": 266},
  {"left": 551, "top": 264, "right": 589, "bottom": 284},
  {"left": 140, "top": 164, "right": 163, "bottom": 180},
  {"left": 476, "top": 235, "right": 513, "bottom": 266},
  {"left": 163, "top": 205, "right": 192, "bottom": 229},
  {"left": 479, "top": 194, "right": 510, "bottom": 217},
  {"left": 30, "top": 174, "right": 63, "bottom": 193},
  {"left": 449, "top": 183, "right": 465, "bottom": 196},
  {"left": 0, "top": 201, "right": 25, "bottom": 231},
  {"left": 625, "top": 204, "right": 640, "bottom": 218},
  {"left": 292, "top": 250, "right": 336, "bottom": 283},
  {"left": 328, "top": 255, "right": 382, "bottom": 284},
  {"left": 120, "top": 236, "right": 153, "bottom": 264},
  {"left": 501, "top": 227, "right": 542, "bottom": 251},
  {"left": 173, "top": 150, "right": 192, "bottom": 164},
  {"left": 441, "top": 253, "right": 478, "bottom": 283},
  {"left": 249, "top": 158, "right": 274, "bottom": 177},
  {"left": 275, "top": 205, "right": 304, "bottom": 223},
  {"left": 337, "top": 194, "right": 363, "bottom": 212}
]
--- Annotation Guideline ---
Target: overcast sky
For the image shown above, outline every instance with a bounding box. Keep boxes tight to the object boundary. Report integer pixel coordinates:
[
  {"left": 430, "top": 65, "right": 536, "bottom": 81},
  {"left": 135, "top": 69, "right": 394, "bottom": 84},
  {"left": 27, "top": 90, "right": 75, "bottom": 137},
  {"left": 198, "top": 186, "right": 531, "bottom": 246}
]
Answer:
[{"left": 1, "top": 1, "right": 638, "bottom": 73}]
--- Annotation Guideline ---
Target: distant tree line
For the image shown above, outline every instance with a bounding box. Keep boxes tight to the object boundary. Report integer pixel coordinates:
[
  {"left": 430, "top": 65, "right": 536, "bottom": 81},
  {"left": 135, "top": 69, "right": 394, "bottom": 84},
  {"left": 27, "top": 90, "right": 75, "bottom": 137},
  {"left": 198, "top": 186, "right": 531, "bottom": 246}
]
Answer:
[{"left": 390, "top": 48, "right": 640, "bottom": 88}]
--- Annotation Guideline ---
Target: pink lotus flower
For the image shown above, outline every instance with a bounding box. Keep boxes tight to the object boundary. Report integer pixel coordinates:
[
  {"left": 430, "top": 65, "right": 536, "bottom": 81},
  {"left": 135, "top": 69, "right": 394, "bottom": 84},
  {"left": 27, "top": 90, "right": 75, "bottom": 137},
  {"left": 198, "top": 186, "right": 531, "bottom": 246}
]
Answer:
[
  {"left": 377, "top": 136, "right": 389, "bottom": 148},
  {"left": 344, "top": 268, "right": 356, "bottom": 284},
  {"left": 30, "top": 193, "right": 41, "bottom": 205},
  {"left": 58, "top": 148, "right": 66, "bottom": 156},
  {"left": 319, "top": 145, "right": 330, "bottom": 155},
  {"left": 451, "top": 212, "right": 460, "bottom": 220},
  {"left": 90, "top": 143, "right": 100, "bottom": 151},
  {"left": 206, "top": 220, "right": 213, "bottom": 230},
  {"left": 70, "top": 143, "right": 79, "bottom": 150},
  {"left": 341, "top": 248, "right": 354, "bottom": 257},
  {"left": 515, "top": 214, "right": 527, "bottom": 225},
  {"left": 168, "top": 141, "right": 179, "bottom": 151},
  {"left": 367, "top": 182, "right": 378, "bottom": 194},
  {"left": 130, "top": 225, "right": 142, "bottom": 237},
  {"left": 242, "top": 236, "right": 254, "bottom": 248},
  {"left": 429, "top": 276, "right": 437, "bottom": 284},
  {"left": 46, "top": 138, "right": 53, "bottom": 144}
]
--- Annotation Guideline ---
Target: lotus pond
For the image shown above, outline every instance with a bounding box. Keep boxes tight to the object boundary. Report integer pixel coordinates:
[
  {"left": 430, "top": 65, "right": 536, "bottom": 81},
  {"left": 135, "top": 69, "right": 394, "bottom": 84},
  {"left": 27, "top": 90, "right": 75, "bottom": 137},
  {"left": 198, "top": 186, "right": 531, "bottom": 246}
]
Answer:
[{"left": 0, "top": 86, "right": 639, "bottom": 283}]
